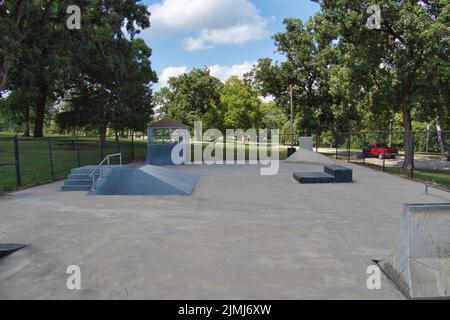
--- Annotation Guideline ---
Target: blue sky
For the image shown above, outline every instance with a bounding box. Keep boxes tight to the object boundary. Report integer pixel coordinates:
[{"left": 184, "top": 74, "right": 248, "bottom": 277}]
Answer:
[{"left": 138, "top": 0, "right": 320, "bottom": 88}]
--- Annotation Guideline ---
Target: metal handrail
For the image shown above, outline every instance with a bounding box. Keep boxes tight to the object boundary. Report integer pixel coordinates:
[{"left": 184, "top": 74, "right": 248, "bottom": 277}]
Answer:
[
  {"left": 425, "top": 184, "right": 450, "bottom": 195},
  {"left": 90, "top": 153, "right": 122, "bottom": 191}
]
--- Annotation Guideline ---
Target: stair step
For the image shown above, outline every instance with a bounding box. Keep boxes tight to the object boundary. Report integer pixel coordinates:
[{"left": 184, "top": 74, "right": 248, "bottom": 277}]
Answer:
[
  {"left": 61, "top": 185, "right": 92, "bottom": 192},
  {"left": 68, "top": 173, "right": 99, "bottom": 180},
  {"left": 64, "top": 179, "right": 94, "bottom": 186},
  {"left": 70, "top": 166, "right": 98, "bottom": 175}
]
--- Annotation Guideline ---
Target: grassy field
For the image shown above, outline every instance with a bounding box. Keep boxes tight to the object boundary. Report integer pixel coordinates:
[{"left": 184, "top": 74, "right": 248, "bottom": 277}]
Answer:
[
  {"left": 319, "top": 151, "right": 450, "bottom": 189},
  {"left": 0, "top": 136, "right": 148, "bottom": 194},
  {"left": 365, "top": 164, "right": 450, "bottom": 189},
  {"left": 0, "top": 137, "right": 288, "bottom": 194}
]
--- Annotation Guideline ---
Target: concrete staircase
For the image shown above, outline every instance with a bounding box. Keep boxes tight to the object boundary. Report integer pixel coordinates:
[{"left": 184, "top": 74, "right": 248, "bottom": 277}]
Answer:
[{"left": 61, "top": 166, "right": 100, "bottom": 192}]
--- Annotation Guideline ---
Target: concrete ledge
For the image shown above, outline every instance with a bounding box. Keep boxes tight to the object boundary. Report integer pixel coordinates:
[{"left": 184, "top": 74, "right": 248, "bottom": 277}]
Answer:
[
  {"left": 293, "top": 172, "right": 336, "bottom": 184},
  {"left": 324, "top": 165, "right": 353, "bottom": 183}
]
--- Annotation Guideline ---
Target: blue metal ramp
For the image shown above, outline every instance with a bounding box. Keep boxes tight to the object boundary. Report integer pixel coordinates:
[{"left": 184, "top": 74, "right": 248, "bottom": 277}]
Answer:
[{"left": 90, "top": 165, "right": 199, "bottom": 196}]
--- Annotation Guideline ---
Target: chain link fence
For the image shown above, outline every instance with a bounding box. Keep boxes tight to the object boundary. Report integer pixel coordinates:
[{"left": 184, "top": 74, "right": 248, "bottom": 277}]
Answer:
[
  {"left": 0, "top": 134, "right": 148, "bottom": 193},
  {"left": 311, "top": 131, "right": 450, "bottom": 179},
  {"left": 1, "top": 130, "right": 449, "bottom": 193}
]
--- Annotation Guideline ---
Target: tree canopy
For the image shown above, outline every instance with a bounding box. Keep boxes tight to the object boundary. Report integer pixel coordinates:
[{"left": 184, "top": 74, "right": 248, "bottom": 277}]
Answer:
[{"left": 1, "top": 0, "right": 157, "bottom": 139}]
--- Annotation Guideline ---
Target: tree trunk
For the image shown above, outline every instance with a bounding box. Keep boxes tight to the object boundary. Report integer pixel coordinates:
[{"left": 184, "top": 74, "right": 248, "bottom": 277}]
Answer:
[
  {"left": 33, "top": 85, "right": 48, "bottom": 138},
  {"left": 23, "top": 107, "right": 30, "bottom": 137},
  {"left": 402, "top": 97, "right": 414, "bottom": 170},
  {"left": 0, "top": 56, "right": 9, "bottom": 91},
  {"left": 99, "top": 126, "right": 107, "bottom": 146},
  {"left": 434, "top": 107, "right": 446, "bottom": 161}
]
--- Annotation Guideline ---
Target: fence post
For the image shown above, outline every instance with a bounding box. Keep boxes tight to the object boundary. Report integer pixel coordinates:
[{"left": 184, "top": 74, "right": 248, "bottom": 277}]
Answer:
[
  {"left": 363, "top": 133, "right": 366, "bottom": 165},
  {"left": 335, "top": 134, "right": 338, "bottom": 160},
  {"left": 14, "top": 135, "right": 22, "bottom": 188},
  {"left": 411, "top": 131, "right": 415, "bottom": 178},
  {"left": 347, "top": 133, "right": 351, "bottom": 163},
  {"left": 48, "top": 138, "right": 55, "bottom": 181},
  {"left": 76, "top": 136, "right": 81, "bottom": 167},
  {"left": 131, "top": 132, "right": 135, "bottom": 162}
]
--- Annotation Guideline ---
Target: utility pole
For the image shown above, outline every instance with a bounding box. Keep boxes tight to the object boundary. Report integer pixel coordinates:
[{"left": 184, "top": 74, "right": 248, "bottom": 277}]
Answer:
[{"left": 290, "top": 84, "right": 294, "bottom": 149}]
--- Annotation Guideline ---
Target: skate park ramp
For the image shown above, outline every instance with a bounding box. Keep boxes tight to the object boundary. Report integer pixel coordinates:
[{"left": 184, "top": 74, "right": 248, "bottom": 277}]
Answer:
[
  {"left": 285, "top": 148, "right": 337, "bottom": 166},
  {"left": 379, "top": 203, "right": 450, "bottom": 299},
  {"left": 90, "top": 165, "right": 199, "bottom": 196},
  {"left": 146, "top": 144, "right": 178, "bottom": 165},
  {"left": 0, "top": 244, "right": 25, "bottom": 259}
]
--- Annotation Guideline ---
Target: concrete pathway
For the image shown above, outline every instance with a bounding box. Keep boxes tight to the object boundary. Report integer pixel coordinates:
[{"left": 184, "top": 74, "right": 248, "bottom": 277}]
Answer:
[{"left": 1, "top": 161, "right": 449, "bottom": 299}]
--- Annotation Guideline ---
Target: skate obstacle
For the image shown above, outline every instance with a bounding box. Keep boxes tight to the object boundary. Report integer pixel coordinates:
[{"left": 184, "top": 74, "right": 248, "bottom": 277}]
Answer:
[
  {"left": 379, "top": 203, "right": 450, "bottom": 299},
  {"left": 293, "top": 165, "right": 353, "bottom": 184},
  {"left": 0, "top": 244, "right": 25, "bottom": 259}
]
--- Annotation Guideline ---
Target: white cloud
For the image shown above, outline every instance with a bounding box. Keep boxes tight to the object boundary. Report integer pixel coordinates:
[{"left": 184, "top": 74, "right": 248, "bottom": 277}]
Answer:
[
  {"left": 149, "top": 0, "right": 268, "bottom": 50},
  {"left": 159, "top": 66, "right": 189, "bottom": 87},
  {"left": 159, "top": 61, "right": 255, "bottom": 87},
  {"left": 209, "top": 61, "right": 255, "bottom": 82},
  {"left": 183, "top": 23, "right": 266, "bottom": 51}
]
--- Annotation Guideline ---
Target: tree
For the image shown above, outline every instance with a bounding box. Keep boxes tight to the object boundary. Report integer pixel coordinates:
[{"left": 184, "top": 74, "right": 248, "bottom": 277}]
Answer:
[
  {"left": 1, "top": 0, "right": 151, "bottom": 136},
  {"left": 159, "top": 68, "right": 224, "bottom": 129},
  {"left": 153, "top": 87, "right": 173, "bottom": 120},
  {"left": 221, "top": 76, "right": 262, "bottom": 130},
  {"left": 260, "top": 101, "right": 288, "bottom": 130},
  {"left": 0, "top": 87, "right": 35, "bottom": 136},
  {"left": 0, "top": 0, "right": 150, "bottom": 91},
  {"left": 248, "top": 17, "right": 336, "bottom": 140},
  {"left": 414, "top": 42, "right": 450, "bottom": 160},
  {"left": 57, "top": 38, "right": 157, "bottom": 144},
  {"left": 315, "top": 0, "right": 450, "bottom": 169}
]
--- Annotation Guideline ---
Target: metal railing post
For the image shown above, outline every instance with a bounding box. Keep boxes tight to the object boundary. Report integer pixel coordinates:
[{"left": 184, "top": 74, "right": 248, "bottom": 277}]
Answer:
[{"left": 89, "top": 153, "right": 122, "bottom": 192}]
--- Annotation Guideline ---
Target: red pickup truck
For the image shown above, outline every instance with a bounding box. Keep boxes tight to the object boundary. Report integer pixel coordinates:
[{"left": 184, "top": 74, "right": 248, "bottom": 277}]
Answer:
[{"left": 363, "top": 143, "right": 399, "bottom": 159}]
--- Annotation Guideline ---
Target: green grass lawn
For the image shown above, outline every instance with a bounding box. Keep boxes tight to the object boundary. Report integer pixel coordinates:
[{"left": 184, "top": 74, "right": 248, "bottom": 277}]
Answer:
[
  {"left": 320, "top": 151, "right": 450, "bottom": 189},
  {"left": 0, "top": 137, "right": 148, "bottom": 194},
  {"left": 190, "top": 143, "right": 288, "bottom": 162},
  {"left": 0, "top": 138, "right": 288, "bottom": 194},
  {"left": 368, "top": 165, "right": 450, "bottom": 189}
]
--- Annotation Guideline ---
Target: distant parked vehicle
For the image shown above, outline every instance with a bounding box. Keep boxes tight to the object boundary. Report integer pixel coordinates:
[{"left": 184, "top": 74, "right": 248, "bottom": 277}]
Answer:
[{"left": 363, "top": 143, "right": 399, "bottom": 159}]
